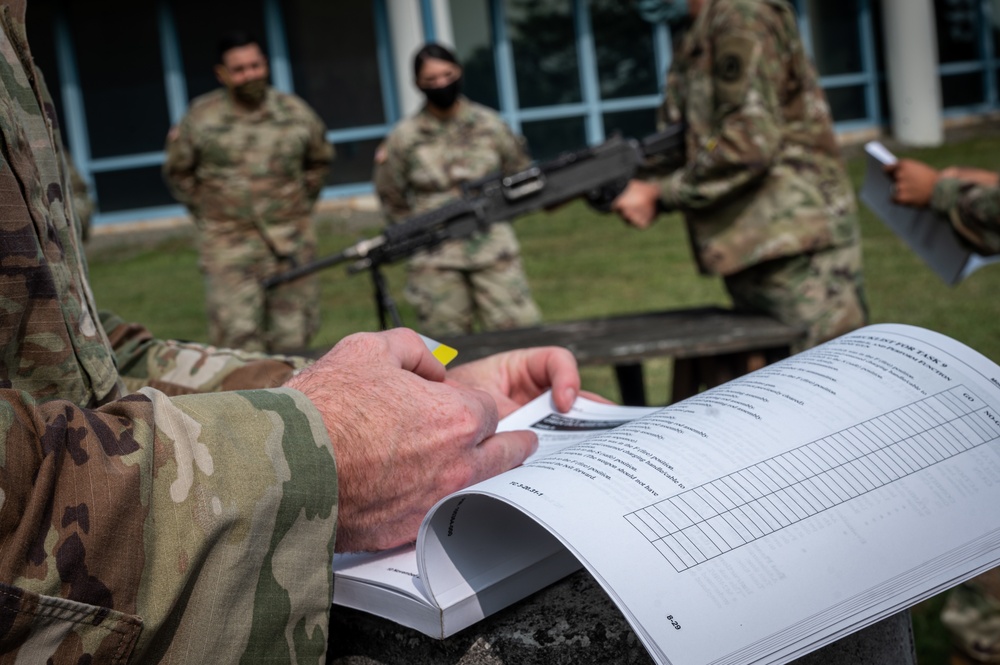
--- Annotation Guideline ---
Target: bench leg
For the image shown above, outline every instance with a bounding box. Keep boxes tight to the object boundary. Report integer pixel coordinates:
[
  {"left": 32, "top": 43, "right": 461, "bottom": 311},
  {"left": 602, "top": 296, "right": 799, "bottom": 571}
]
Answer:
[
  {"left": 671, "top": 348, "right": 789, "bottom": 404},
  {"left": 671, "top": 358, "right": 699, "bottom": 404},
  {"left": 614, "top": 363, "right": 647, "bottom": 406}
]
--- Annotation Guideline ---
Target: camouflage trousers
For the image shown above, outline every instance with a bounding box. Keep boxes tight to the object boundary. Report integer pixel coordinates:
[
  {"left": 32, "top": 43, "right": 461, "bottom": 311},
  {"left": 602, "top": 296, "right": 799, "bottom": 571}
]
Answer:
[
  {"left": 723, "top": 243, "right": 868, "bottom": 351},
  {"left": 943, "top": 569, "right": 1000, "bottom": 663},
  {"left": 199, "top": 235, "right": 320, "bottom": 354},
  {"left": 404, "top": 255, "right": 542, "bottom": 337}
]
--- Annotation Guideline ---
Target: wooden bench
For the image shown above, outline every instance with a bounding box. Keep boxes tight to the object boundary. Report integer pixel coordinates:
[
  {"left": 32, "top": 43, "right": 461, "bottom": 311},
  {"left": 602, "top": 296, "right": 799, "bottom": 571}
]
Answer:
[{"left": 438, "top": 306, "right": 807, "bottom": 405}]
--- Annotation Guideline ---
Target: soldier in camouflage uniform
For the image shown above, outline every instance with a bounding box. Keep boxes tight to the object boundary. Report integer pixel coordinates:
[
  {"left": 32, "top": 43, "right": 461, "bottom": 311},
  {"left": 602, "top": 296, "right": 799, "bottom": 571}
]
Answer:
[
  {"left": 0, "top": 6, "right": 584, "bottom": 660},
  {"left": 164, "top": 31, "right": 333, "bottom": 353},
  {"left": 374, "top": 43, "right": 542, "bottom": 337},
  {"left": 889, "top": 158, "right": 1000, "bottom": 663},
  {"left": 614, "top": 0, "right": 867, "bottom": 350}
]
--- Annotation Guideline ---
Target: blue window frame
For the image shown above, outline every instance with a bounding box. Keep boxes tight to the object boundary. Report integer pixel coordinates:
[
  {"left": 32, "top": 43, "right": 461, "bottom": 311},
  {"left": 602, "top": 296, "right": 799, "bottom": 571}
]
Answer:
[
  {"left": 795, "top": 0, "right": 884, "bottom": 133},
  {"left": 447, "top": 0, "right": 670, "bottom": 160},
  {"left": 48, "top": 0, "right": 400, "bottom": 227},
  {"left": 32, "top": 0, "right": 1000, "bottom": 228},
  {"left": 452, "top": 0, "right": 888, "bottom": 160}
]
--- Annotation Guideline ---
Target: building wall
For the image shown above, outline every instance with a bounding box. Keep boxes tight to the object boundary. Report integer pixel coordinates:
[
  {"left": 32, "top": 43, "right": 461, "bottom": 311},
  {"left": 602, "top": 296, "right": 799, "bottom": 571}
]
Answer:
[{"left": 23, "top": 0, "right": 1000, "bottom": 229}]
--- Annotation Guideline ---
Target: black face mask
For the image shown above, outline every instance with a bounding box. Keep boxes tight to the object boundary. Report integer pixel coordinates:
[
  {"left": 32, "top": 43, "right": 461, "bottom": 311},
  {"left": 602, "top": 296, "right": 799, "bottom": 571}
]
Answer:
[
  {"left": 419, "top": 76, "right": 462, "bottom": 110},
  {"left": 233, "top": 78, "right": 269, "bottom": 106}
]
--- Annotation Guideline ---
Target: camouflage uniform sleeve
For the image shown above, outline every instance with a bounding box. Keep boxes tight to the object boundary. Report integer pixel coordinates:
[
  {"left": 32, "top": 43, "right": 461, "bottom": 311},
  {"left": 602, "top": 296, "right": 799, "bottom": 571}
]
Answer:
[
  {"left": 162, "top": 114, "right": 201, "bottom": 211},
  {"left": 659, "top": 2, "right": 784, "bottom": 211},
  {"left": 931, "top": 178, "right": 1000, "bottom": 255},
  {"left": 66, "top": 154, "right": 94, "bottom": 242},
  {"left": 301, "top": 105, "right": 334, "bottom": 202},
  {"left": 494, "top": 118, "right": 532, "bottom": 175},
  {"left": 0, "top": 386, "right": 337, "bottom": 663},
  {"left": 100, "top": 310, "right": 310, "bottom": 396},
  {"left": 373, "top": 133, "right": 413, "bottom": 223}
]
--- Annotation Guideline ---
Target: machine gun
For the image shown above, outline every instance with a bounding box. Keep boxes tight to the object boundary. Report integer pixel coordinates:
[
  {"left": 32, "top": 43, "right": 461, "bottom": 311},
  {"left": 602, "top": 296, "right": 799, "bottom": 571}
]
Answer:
[{"left": 264, "top": 123, "right": 686, "bottom": 328}]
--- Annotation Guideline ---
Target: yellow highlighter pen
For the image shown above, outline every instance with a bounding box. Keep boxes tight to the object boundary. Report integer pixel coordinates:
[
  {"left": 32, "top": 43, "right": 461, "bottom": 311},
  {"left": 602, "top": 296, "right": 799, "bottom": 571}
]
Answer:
[{"left": 419, "top": 334, "right": 458, "bottom": 366}]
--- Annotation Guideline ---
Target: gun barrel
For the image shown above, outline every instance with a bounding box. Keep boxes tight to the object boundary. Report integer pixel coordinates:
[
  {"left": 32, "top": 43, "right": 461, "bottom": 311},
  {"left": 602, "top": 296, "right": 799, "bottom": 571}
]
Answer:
[
  {"left": 263, "top": 235, "right": 385, "bottom": 289},
  {"left": 263, "top": 122, "right": 687, "bottom": 289},
  {"left": 639, "top": 122, "right": 687, "bottom": 159}
]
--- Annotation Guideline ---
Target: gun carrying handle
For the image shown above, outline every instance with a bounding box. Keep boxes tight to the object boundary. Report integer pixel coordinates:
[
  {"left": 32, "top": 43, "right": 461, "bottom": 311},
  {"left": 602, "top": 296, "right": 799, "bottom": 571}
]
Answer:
[{"left": 501, "top": 166, "right": 546, "bottom": 201}]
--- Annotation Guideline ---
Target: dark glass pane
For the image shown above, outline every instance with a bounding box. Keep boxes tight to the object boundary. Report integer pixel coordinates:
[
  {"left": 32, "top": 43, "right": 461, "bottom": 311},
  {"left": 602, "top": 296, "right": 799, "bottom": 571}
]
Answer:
[
  {"left": 935, "top": 0, "right": 981, "bottom": 63},
  {"left": 823, "top": 85, "right": 867, "bottom": 122},
  {"left": 66, "top": 0, "right": 170, "bottom": 158},
  {"left": 521, "top": 116, "right": 587, "bottom": 161},
  {"left": 284, "top": 1, "right": 386, "bottom": 129},
  {"left": 804, "top": 0, "right": 862, "bottom": 75},
  {"left": 327, "top": 138, "right": 382, "bottom": 186},
  {"left": 941, "top": 72, "right": 985, "bottom": 107},
  {"left": 451, "top": 0, "right": 500, "bottom": 110},
  {"left": 603, "top": 108, "right": 659, "bottom": 140},
  {"left": 878, "top": 80, "right": 890, "bottom": 124},
  {"left": 505, "top": 0, "right": 581, "bottom": 107},
  {"left": 591, "top": 0, "right": 659, "bottom": 99},
  {"left": 93, "top": 166, "right": 175, "bottom": 213},
  {"left": 172, "top": 0, "right": 268, "bottom": 102},
  {"left": 871, "top": 1, "right": 890, "bottom": 124},
  {"left": 25, "top": 4, "right": 68, "bottom": 146}
]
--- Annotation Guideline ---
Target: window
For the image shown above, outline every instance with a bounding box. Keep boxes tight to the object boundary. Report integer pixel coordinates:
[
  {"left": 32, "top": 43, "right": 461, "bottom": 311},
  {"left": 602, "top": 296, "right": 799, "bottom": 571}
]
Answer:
[
  {"left": 591, "top": 0, "right": 660, "bottom": 99},
  {"left": 67, "top": 0, "right": 170, "bottom": 158},
  {"left": 942, "top": 71, "right": 986, "bottom": 107},
  {"left": 283, "top": 1, "right": 388, "bottom": 130},
  {"left": 93, "top": 167, "right": 175, "bottom": 213},
  {"left": 327, "top": 139, "right": 382, "bottom": 187},
  {"left": 804, "top": 0, "right": 864, "bottom": 76},
  {"left": 450, "top": 0, "right": 501, "bottom": 110},
  {"left": 936, "top": 0, "right": 982, "bottom": 63},
  {"left": 603, "top": 108, "right": 658, "bottom": 140},
  {"left": 521, "top": 116, "right": 586, "bottom": 161},
  {"left": 825, "top": 86, "right": 869, "bottom": 122},
  {"left": 933, "top": 0, "right": 987, "bottom": 107},
  {"left": 506, "top": 0, "right": 581, "bottom": 108}
]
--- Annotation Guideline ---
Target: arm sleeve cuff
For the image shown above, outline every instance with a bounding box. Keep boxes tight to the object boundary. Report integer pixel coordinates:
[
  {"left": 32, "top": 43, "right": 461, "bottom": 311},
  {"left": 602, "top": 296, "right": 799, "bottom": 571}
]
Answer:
[{"left": 930, "top": 177, "right": 963, "bottom": 216}]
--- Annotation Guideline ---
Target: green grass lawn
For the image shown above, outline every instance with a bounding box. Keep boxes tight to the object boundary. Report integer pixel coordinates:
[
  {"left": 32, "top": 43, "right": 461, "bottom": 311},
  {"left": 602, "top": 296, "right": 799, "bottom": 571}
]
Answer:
[{"left": 87, "top": 131, "right": 1000, "bottom": 663}]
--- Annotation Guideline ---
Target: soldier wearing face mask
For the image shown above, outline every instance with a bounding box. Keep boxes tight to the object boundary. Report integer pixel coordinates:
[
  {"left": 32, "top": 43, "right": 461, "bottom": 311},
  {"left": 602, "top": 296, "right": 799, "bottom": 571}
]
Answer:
[
  {"left": 164, "top": 31, "right": 333, "bottom": 354},
  {"left": 373, "top": 43, "right": 542, "bottom": 337}
]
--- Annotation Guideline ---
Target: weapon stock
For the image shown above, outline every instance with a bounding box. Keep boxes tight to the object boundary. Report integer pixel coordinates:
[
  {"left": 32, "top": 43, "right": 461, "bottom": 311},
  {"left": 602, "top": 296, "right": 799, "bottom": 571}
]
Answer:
[{"left": 264, "top": 122, "right": 685, "bottom": 289}]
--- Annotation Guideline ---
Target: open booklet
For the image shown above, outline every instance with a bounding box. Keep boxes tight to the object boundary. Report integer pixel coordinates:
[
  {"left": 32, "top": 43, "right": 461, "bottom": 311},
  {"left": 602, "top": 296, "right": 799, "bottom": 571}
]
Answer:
[
  {"left": 859, "top": 140, "right": 1000, "bottom": 284},
  {"left": 332, "top": 396, "right": 663, "bottom": 637},
  {"left": 334, "top": 324, "right": 1000, "bottom": 665}
]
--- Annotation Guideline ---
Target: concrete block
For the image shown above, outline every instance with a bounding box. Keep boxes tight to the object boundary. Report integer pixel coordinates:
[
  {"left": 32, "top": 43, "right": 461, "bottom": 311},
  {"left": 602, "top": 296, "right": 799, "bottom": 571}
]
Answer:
[{"left": 328, "top": 570, "right": 916, "bottom": 665}]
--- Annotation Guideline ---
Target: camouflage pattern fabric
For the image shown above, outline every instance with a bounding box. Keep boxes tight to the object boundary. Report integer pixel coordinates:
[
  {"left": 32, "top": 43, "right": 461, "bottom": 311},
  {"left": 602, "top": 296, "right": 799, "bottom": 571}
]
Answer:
[
  {"left": 164, "top": 87, "right": 333, "bottom": 353},
  {"left": 375, "top": 97, "right": 541, "bottom": 336},
  {"left": 198, "top": 221, "right": 321, "bottom": 353},
  {"left": 942, "top": 569, "right": 1000, "bottom": 663},
  {"left": 931, "top": 177, "right": 1000, "bottom": 663},
  {"left": 723, "top": 244, "right": 867, "bottom": 350},
  {"left": 101, "top": 310, "right": 309, "bottom": 395},
  {"left": 656, "top": 0, "right": 866, "bottom": 346},
  {"left": 0, "top": 4, "right": 338, "bottom": 661},
  {"left": 932, "top": 178, "right": 1000, "bottom": 256},
  {"left": 65, "top": 153, "right": 93, "bottom": 241}
]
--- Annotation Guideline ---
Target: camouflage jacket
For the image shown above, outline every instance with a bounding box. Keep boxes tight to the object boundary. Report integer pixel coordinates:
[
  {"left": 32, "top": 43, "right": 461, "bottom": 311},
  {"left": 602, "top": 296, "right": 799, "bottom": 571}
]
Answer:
[
  {"left": 163, "top": 87, "right": 333, "bottom": 256},
  {"left": 375, "top": 98, "right": 530, "bottom": 269},
  {"left": 658, "top": 0, "right": 860, "bottom": 276},
  {"left": 0, "top": 4, "right": 338, "bottom": 662},
  {"left": 932, "top": 178, "right": 1000, "bottom": 256}
]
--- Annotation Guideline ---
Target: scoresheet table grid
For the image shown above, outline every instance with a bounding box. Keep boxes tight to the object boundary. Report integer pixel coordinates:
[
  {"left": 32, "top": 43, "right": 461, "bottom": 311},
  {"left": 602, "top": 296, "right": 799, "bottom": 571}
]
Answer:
[{"left": 625, "top": 386, "right": 1000, "bottom": 572}]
